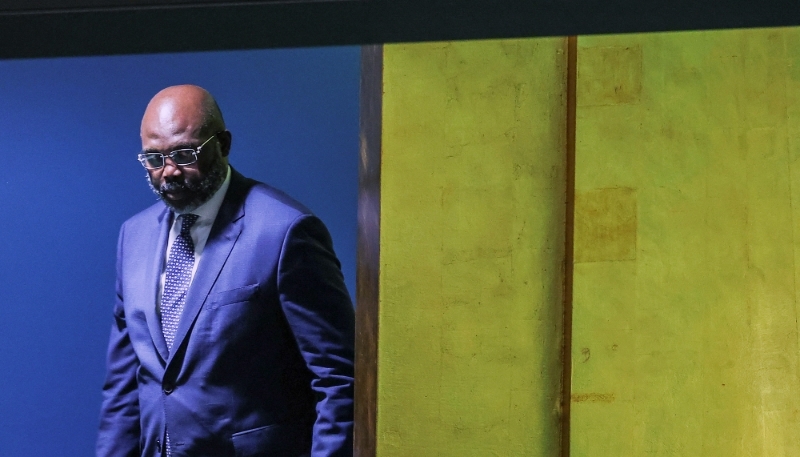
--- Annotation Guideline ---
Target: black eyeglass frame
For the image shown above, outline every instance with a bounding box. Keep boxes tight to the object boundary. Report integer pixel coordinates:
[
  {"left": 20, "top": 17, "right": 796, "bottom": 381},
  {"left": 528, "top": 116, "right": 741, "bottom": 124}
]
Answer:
[{"left": 137, "top": 132, "right": 222, "bottom": 170}]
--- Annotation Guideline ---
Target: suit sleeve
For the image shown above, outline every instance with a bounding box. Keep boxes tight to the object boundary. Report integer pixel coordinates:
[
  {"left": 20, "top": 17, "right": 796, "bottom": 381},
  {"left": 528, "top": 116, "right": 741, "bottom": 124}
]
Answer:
[
  {"left": 277, "top": 214, "right": 355, "bottom": 457},
  {"left": 97, "top": 226, "right": 141, "bottom": 457}
]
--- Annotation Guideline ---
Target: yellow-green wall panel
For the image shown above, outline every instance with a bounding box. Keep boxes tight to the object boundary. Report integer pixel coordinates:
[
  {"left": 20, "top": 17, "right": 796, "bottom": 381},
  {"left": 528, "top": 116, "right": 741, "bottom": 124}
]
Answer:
[
  {"left": 572, "top": 27, "right": 800, "bottom": 456},
  {"left": 379, "top": 38, "right": 568, "bottom": 456}
]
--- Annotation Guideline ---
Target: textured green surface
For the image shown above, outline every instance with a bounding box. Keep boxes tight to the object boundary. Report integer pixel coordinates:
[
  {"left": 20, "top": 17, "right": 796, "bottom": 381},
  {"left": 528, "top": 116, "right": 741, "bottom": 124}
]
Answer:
[
  {"left": 572, "top": 27, "right": 800, "bottom": 456},
  {"left": 379, "top": 38, "right": 568, "bottom": 456}
]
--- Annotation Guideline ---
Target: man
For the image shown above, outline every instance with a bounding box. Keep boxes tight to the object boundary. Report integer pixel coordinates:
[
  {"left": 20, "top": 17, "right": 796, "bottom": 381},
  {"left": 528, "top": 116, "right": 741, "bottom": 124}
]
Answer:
[{"left": 97, "top": 85, "right": 355, "bottom": 457}]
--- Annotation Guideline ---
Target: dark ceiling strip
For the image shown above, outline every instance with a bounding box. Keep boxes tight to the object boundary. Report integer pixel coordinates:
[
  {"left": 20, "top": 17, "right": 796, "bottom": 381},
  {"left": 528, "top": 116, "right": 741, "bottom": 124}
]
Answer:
[{"left": 2, "top": 0, "right": 800, "bottom": 59}]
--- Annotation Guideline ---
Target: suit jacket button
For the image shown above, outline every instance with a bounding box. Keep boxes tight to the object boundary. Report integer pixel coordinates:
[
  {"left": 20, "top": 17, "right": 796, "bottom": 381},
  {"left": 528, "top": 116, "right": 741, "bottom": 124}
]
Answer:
[
  {"left": 156, "top": 438, "right": 162, "bottom": 453},
  {"left": 163, "top": 382, "right": 174, "bottom": 394}
]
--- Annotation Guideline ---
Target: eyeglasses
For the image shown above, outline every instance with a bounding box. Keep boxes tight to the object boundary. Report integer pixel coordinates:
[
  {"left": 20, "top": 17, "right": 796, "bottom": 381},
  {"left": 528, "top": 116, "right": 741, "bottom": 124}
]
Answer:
[{"left": 137, "top": 132, "right": 221, "bottom": 170}]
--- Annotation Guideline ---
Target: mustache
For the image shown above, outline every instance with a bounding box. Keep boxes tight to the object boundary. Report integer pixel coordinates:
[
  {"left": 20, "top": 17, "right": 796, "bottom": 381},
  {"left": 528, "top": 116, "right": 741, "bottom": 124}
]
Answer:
[{"left": 159, "top": 179, "right": 194, "bottom": 193}]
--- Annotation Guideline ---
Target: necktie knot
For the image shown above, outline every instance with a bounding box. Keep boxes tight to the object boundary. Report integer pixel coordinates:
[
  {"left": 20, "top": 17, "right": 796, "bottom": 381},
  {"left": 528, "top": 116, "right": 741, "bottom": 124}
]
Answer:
[{"left": 180, "top": 214, "right": 199, "bottom": 236}]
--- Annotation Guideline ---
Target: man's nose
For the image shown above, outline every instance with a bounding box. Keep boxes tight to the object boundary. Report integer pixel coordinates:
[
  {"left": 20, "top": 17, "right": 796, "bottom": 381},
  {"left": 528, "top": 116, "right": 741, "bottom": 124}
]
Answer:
[{"left": 161, "top": 157, "right": 182, "bottom": 176}]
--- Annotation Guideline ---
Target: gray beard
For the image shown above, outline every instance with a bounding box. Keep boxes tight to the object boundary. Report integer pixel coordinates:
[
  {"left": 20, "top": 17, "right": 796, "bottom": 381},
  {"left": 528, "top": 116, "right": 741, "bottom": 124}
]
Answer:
[{"left": 147, "top": 155, "right": 228, "bottom": 213}]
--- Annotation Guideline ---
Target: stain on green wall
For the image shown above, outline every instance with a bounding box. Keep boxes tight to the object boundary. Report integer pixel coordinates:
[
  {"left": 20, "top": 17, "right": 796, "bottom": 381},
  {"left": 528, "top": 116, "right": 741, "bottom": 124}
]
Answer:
[
  {"left": 575, "top": 187, "right": 637, "bottom": 263},
  {"left": 379, "top": 38, "right": 568, "bottom": 456}
]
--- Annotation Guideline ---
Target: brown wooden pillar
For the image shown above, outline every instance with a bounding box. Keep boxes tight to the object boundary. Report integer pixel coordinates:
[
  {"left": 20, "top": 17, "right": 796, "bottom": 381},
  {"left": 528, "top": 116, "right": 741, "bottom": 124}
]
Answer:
[{"left": 354, "top": 44, "right": 382, "bottom": 457}]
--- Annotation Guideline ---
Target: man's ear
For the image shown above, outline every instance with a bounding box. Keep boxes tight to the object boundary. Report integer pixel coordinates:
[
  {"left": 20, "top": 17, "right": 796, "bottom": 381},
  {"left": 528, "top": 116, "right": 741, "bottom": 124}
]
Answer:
[{"left": 218, "top": 130, "right": 232, "bottom": 157}]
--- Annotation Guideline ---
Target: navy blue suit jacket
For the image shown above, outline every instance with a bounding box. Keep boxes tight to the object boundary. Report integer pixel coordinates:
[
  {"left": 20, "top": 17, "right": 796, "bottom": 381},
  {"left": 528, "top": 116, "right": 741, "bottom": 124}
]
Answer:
[{"left": 97, "top": 169, "right": 355, "bottom": 457}]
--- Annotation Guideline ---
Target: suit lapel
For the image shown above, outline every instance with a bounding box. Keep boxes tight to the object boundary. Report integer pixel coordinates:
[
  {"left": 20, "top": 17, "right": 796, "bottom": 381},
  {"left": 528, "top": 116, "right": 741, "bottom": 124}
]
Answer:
[
  {"left": 145, "top": 207, "right": 172, "bottom": 362},
  {"left": 167, "top": 170, "right": 248, "bottom": 363}
]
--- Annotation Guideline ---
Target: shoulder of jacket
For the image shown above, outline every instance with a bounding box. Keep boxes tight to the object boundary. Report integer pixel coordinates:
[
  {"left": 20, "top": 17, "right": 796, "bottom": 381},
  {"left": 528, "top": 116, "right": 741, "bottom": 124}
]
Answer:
[{"left": 120, "top": 200, "right": 167, "bottom": 232}]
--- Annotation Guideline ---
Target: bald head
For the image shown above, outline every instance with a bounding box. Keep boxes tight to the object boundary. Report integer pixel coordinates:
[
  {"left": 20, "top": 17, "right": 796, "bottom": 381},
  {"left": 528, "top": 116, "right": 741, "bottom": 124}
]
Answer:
[{"left": 141, "top": 85, "right": 225, "bottom": 140}]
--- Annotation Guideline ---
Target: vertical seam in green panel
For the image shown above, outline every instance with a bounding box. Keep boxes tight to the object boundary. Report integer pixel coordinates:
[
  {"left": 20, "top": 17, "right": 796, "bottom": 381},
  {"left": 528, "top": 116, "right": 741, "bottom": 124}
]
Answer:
[{"left": 561, "top": 34, "right": 578, "bottom": 457}]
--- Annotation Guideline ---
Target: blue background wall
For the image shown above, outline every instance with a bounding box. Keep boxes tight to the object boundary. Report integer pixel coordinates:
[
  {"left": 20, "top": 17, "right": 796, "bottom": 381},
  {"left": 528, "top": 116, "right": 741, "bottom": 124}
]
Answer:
[{"left": 0, "top": 46, "right": 360, "bottom": 456}]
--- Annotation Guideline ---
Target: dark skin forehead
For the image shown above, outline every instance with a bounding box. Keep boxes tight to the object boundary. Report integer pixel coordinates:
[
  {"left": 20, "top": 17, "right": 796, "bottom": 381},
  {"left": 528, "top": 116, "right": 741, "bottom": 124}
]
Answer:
[{"left": 140, "top": 85, "right": 220, "bottom": 149}]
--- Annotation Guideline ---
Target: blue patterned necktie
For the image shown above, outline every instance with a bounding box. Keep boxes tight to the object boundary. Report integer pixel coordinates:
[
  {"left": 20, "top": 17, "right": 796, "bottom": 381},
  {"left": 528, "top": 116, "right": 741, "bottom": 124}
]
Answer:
[
  {"left": 161, "top": 213, "right": 198, "bottom": 457},
  {"left": 161, "top": 213, "right": 199, "bottom": 350}
]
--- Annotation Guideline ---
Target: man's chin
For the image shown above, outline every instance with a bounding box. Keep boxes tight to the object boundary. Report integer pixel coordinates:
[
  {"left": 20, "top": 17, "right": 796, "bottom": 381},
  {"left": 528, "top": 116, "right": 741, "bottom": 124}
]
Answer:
[{"left": 160, "top": 193, "right": 196, "bottom": 213}]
